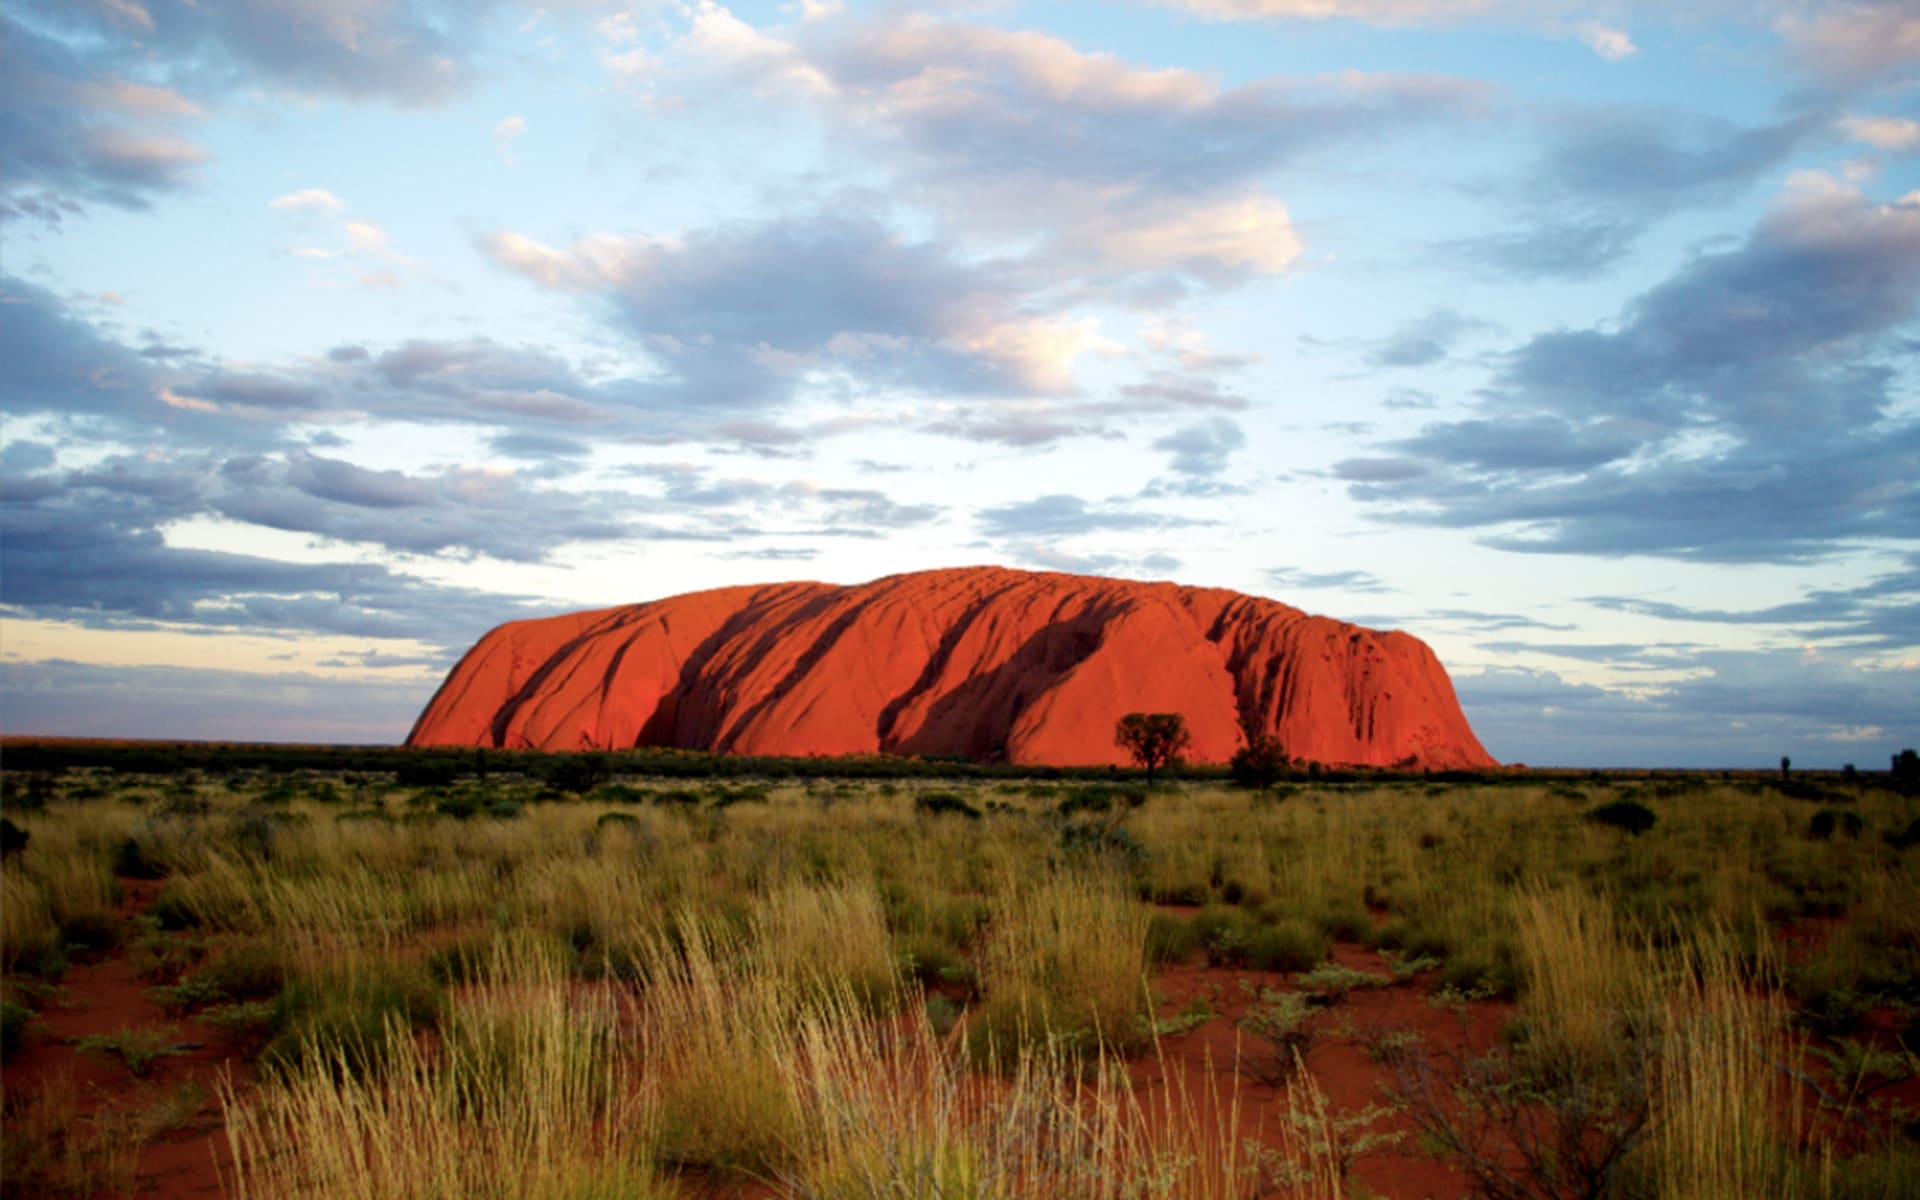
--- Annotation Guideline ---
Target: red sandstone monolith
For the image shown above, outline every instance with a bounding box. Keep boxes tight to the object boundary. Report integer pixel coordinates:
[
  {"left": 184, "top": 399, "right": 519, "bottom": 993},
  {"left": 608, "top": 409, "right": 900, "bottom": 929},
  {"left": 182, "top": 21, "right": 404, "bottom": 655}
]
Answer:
[{"left": 406, "top": 566, "right": 1497, "bottom": 770}]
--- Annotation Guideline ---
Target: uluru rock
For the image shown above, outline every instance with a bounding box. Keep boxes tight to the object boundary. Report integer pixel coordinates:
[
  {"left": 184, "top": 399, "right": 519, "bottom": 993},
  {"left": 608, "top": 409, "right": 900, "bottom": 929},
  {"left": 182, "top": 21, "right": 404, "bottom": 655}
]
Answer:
[{"left": 407, "top": 566, "right": 1497, "bottom": 770}]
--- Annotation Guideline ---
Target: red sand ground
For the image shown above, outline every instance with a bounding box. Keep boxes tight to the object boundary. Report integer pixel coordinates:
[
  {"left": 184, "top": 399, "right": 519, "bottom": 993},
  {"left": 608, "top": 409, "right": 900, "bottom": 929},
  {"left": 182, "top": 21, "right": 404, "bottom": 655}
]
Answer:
[
  {"left": 10, "top": 887, "right": 1904, "bottom": 1200},
  {"left": 5, "top": 880, "right": 236, "bottom": 1199},
  {"left": 408, "top": 566, "right": 1497, "bottom": 771}
]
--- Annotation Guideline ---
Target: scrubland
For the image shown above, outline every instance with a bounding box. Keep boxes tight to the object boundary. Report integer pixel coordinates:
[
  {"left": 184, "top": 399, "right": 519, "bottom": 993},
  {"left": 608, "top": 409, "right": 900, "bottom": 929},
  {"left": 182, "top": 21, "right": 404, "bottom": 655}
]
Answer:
[{"left": 2, "top": 757, "right": 1917, "bottom": 1198}]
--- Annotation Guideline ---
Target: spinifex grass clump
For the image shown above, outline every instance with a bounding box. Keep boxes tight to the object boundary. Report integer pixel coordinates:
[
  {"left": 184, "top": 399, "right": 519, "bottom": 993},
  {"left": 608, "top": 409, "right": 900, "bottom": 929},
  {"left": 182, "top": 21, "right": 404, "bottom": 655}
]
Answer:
[
  {"left": 630, "top": 913, "right": 808, "bottom": 1174},
  {"left": 225, "top": 944, "right": 668, "bottom": 1200},
  {"left": 969, "top": 870, "right": 1151, "bottom": 1064},
  {"left": 1650, "top": 933, "right": 1809, "bottom": 1199},
  {"left": 1513, "top": 886, "right": 1656, "bottom": 1075},
  {"left": 1, "top": 869, "right": 62, "bottom": 978},
  {"left": 751, "top": 878, "right": 902, "bottom": 1013}
]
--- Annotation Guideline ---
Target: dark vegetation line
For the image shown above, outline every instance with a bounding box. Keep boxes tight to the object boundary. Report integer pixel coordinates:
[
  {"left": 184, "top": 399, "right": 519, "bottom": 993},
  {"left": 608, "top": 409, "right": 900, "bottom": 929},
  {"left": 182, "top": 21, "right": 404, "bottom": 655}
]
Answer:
[{"left": 5, "top": 736, "right": 1915, "bottom": 792}]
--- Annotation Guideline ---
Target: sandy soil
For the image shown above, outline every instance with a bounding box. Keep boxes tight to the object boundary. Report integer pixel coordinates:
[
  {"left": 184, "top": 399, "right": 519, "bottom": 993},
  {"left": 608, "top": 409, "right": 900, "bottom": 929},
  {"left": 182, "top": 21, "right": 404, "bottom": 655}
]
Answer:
[{"left": 6, "top": 889, "right": 1905, "bottom": 1199}]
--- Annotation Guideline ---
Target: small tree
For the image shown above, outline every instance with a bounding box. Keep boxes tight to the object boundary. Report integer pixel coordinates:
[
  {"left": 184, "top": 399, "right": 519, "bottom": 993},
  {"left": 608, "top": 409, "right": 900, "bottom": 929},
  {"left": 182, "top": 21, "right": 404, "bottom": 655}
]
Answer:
[
  {"left": 1115, "top": 712, "right": 1191, "bottom": 785},
  {"left": 1230, "top": 733, "right": 1291, "bottom": 789}
]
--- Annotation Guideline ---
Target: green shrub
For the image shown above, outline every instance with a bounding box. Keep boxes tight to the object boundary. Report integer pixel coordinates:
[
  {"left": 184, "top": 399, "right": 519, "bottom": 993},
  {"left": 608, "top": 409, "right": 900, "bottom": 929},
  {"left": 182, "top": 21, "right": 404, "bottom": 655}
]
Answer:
[
  {"left": 1314, "top": 900, "right": 1374, "bottom": 944},
  {"left": 149, "top": 974, "right": 229, "bottom": 1017},
  {"left": 200, "top": 941, "right": 286, "bottom": 1001},
  {"left": 1434, "top": 944, "right": 1520, "bottom": 1000},
  {"left": 1229, "top": 734, "right": 1291, "bottom": 789},
  {"left": 1586, "top": 799, "right": 1656, "bottom": 835},
  {"left": 915, "top": 792, "right": 981, "bottom": 820},
  {"left": 59, "top": 911, "right": 119, "bottom": 953},
  {"left": 1809, "top": 808, "right": 1863, "bottom": 840},
  {"left": 113, "top": 834, "right": 167, "bottom": 879},
  {"left": 149, "top": 884, "right": 200, "bottom": 930},
  {"left": 1145, "top": 912, "right": 1199, "bottom": 966},
  {"left": 201, "top": 1000, "right": 282, "bottom": 1058},
  {"left": 79, "top": 1027, "right": 186, "bottom": 1077},
  {"left": 540, "top": 754, "right": 610, "bottom": 795},
  {"left": 1, "top": 999, "right": 33, "bottom": 1061},
  {"left": 1057, "top": 820, "right": 1147, "bottom": 878},
  {"left": 433, "top": 794, "right": 481, "bottom": 820},
  {"left": 394, "top": 761, "right": 459, "bottom": 789},
  {"left": 263, "top": 961, "right": 442, "bottom": 1079},
  {"left": 1246, "top": 920, "right": 1328, "bottom": 973},
  {"left": 897, "top": 929, "right": 966, "bottom": 985}
]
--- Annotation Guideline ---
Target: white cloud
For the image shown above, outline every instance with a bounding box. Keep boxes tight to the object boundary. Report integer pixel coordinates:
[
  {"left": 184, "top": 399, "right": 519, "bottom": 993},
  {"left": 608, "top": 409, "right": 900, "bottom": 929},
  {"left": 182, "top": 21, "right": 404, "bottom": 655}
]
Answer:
[
  {"left": 493, "top": 115, "right": 527, "bottom": 164},
  {"left": 679, "top": 0, "right": 836, "bottom": 96},
  {"left": 270, "top": 188, "right": 347, "bottom": 212},
  {"left": 1577, "top": 22, "right": 1637, "bottom": 61},
  {"left": 479, "top": 230, "right": 638, "bottom": 290},
  {"left": 95, "top": 0, "right": 154, "bottom": 31},
  {"left": 1150, "top": 0, "right": 1504, "bottom": 23},
  {"left": 946, "top": 315, "right": 1122, "bottom": 395},
  {"left": 87, "top": 131, "right": 207, "bottom": 171},
  {"left": 1839, "top": 114, "right": 1920, "bottom": 152},
  {"left": 1076, "top": 193, "right": 1303, "bottom": 278},
  {"left": 1779, "top": 3, "right": 1920, "bottom": 81},
  {"left": 96, "top": 81, "right": 204, "bottom": 116}
]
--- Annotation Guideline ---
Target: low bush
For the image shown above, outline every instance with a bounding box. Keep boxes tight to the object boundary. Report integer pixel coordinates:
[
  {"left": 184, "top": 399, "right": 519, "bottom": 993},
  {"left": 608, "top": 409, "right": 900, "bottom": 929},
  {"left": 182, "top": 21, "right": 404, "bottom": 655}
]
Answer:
[
  {"left": 1246, "top": 919, "right": 1329, "bottom": 973},
  {"left": 915, "top": 791, "right": 982, "bottom": 820},
  {"left": 112, "top": 835, "right": 167, "bottom": 879},
  {"left": 1586, "top": 798, "right": 1656, "bottom": 835},
  {"left": 1809, "top": 808, "right": 1864, "bottom": 840},
  {"left": 1229, "top": 734, "right": 1291, "bottom": 789},
  {"left": 78, "top": 1027, "right": 186, "bottom": 1077},
  {"left": 1145, "top": 911, "right": 1199, "bottom": 966},
  {"left": 1, "top": 999, "right": 33, "bottom": 1061}
]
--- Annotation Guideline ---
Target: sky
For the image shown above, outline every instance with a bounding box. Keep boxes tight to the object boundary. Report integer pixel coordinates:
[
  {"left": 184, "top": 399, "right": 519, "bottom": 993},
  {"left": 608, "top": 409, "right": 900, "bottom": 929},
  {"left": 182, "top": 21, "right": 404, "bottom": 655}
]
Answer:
[{"left": 0, "top": 0, "right": 1916, "bottom": 767}]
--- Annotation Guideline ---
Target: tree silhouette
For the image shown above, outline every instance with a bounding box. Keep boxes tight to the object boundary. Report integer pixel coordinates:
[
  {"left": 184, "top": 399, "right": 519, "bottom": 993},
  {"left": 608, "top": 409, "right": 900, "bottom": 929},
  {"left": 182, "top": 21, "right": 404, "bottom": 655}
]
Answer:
[{"left": 1114, "top": 712, "right": 1191, "bottom": 785}]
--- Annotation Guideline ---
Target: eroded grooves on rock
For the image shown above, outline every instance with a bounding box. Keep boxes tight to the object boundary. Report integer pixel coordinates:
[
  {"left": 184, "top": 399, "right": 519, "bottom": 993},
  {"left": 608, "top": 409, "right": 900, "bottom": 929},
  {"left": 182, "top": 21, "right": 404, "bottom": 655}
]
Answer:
[{"left": 407, "top": 566, "right": 1497, "bottom": 770}]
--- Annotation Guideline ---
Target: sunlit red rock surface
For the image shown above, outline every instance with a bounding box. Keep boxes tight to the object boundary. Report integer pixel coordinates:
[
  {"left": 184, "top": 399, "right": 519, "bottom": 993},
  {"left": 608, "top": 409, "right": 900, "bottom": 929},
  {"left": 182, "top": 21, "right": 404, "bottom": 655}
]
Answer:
[{"left": 407, "top": 566, "right": 1497, "bottom": 770}]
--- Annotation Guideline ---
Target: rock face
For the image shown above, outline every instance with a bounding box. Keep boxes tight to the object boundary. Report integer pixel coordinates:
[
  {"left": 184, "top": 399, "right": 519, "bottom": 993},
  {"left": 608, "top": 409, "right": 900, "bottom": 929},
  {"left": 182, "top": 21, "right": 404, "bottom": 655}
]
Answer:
[{"left": 407, "top": 566, "right": 1497, "bottom": 770}]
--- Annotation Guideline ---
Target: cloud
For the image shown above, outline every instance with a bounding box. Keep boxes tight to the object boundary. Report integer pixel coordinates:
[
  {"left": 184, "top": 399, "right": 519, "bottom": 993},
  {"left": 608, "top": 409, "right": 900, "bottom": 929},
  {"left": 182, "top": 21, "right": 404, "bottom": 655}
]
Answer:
[
  {"left": 1583, "top": 555, "right": 1920, "bottom": 651},
  {"left": 4, "top": 0, "right": 499, "bottom": 218},
  {"left": 999, "top": 543, "right": 1184, "bottom": 577},
  {"left": 0, "top": 274, "right": 171, "bottom": 423},
  {"left": 1265, "top": 567, "right": 1391, "bottom": 593},
  {"left": 147, "top": 0, "right": 488, "bottom": 105},
  {"left": 484, "top": 213, "right": 1108, "bottom": 402},
  {"left": 1456, "top": 652, "right": 1920, "bottom": 768},
  {"left": 1144, "top": 0, "right": 1516, "bottom": 23},
  {"left": 0, "top": 477, "right": 554, "bottom": 653},
  {"left": 1778, "top": 1, "right": 1920, "bottom": 84},
  {"left": 0, "top": 660, "right": 439, "bottom": 742},
  {"left": 618, "top": 463, "right": 941, "bottom": 537},
  {"left": 494, "top": 115, "right": 526, "bottom": 164},
  {"left": 1151, "top": 417, "right": 1246, "bottom": 475},
  {"left": 1455, "top": 107, "right": 1819, "bottom": 278},
  {"left": 207, "top": 452, "right": 634, "bottom": 562},
  {"left": 1576, "top": 22, "right": 1637, "bottom": 60},
  {"left": 977, "top": 493, "right": 1185, "bottom": 538},
  {"left": 1839, "top": 114, "right": 1920, "bottom": 152},
  {"left": 1331, "top": 457, "right": 1429, "bottom": 483},
  {"left": 0, "top": 279, "right": 766, "bottom": 450},
  {"left": 1349, "top": 178, "right": 1920, "bottom": 562},
  {"left": 269, "top": 187, "right": 346, "bottom": 212},
  {"left": 1, "top": 13, "right": 208, "bottom": 216},
  {"left": 625, "top": 9, "right": 1481, "bottom": 293},
  {"left": 1366, "top": 308, "right": 1495, "bottom": 368}
]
